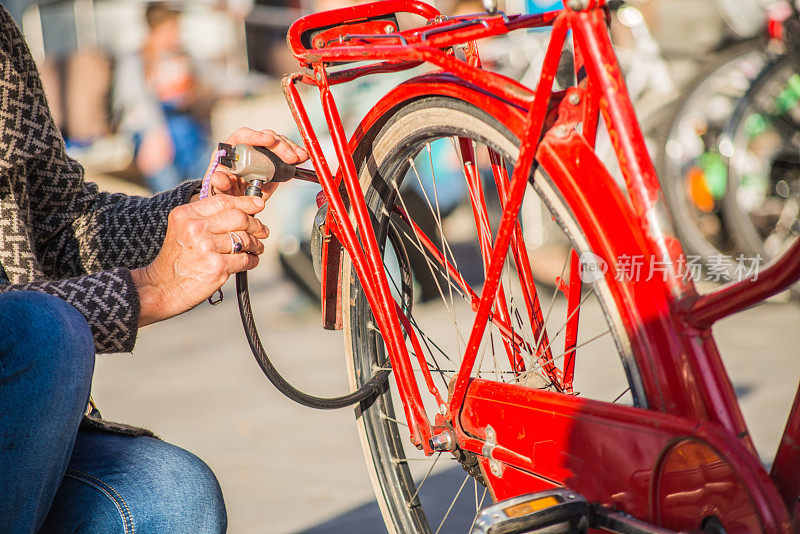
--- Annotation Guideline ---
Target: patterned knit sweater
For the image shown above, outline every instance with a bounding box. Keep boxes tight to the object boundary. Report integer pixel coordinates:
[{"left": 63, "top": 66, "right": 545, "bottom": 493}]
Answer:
[{"left": 0, "top": 6, "right": 200, "bottom": 354}]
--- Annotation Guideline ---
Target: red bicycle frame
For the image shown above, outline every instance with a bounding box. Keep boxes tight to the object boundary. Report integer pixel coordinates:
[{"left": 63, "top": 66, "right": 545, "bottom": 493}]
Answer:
[{"left": 280, "top": 0, "right": 800, "bottom": 530}]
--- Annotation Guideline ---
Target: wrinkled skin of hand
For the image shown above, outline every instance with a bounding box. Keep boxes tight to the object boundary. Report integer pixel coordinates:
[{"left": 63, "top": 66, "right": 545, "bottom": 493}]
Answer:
[{"left": 132, "top": 128, "right": 309, "bottom": 326}]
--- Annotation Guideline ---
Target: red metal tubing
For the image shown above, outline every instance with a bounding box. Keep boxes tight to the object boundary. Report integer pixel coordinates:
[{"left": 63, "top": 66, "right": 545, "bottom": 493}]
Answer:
[
  {"left": 460, "top": 436, "right": 539, "bottom": 474},
  {"left": 284, "top": 73, "right": 431, "bottom": 444},
  {"left": 315, "top": 68, "right": 433, "bottom": 445},
  {"left": 505, "top": 11, "right": 559, "bottom": 31},
  {"left": 283, "top": 77, "right": 382, "bottom": 322},
  {"left": 302, "top": 45, "right": 534, "bottom": 109},
  {"left": 460, "top": 138, "right": 525, "bottom": 374},
  {"left": 282, "top": 74, "right": 332, "bottom": 176},
  {"left": 687, "top": 236, "right": 800, "bottom": 327},
  {"left": 393, "top": 205, "right": 479, "bottom": 303},
  {"left": 571, "top": 8, "right": 689, "bottom": 299},
  {"left": 291, "top": 8, "right": 557, "bottom": 67},
  {"left": 489, "top": 152, "right": 558, "bottom": 379},
  {"left": 770, "top": 384, "right": 800, "bottom": 511},
  {"left": 580, "top": 81, "right": 600, "bottom": 146},
  {"left": 571, "top": 9, "right": 657, "bottom": 203},
  {"left": 448, "top": 14, "right": 569, "bottom": 416},
  {"left": 394, "top": 303, "right": 446, "bottom": 407},
  {"left": 325, "top": 60, "right": 425, "bottom": 85},
  {"left": 287, "top": 0, "right": 441, "bottom": 59},
  {"left": 562, "top": 250, "right": 581, "bottom": 392}
]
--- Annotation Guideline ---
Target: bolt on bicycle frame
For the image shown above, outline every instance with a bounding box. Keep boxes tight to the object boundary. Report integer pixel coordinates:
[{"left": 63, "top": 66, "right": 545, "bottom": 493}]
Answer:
[{"left": 280, "top": 0, "right": 800, "bottom": 529}]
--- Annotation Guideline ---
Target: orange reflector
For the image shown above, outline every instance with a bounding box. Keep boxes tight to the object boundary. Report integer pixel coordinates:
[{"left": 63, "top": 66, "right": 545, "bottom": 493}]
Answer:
[
  {"left": 503, "top": 496, "right": 559, "bottom": 517},
  {"left": 687, "top": 167, "right": 715, "bottom": 213}
]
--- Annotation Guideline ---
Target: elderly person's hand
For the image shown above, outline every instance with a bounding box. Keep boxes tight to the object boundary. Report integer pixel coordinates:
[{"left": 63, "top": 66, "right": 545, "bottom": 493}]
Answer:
[{"left": 131, "top": 128, "right": 309, "bottom": 326}]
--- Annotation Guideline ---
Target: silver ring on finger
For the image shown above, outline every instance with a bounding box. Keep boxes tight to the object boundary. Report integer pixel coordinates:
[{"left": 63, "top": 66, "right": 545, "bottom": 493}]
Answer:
[{"left": 229, "top": 232, "right": 244, "bottom": 254}]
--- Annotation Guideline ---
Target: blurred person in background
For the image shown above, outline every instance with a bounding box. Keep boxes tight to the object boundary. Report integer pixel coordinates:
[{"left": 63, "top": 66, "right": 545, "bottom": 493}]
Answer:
[
  {"left": 115, "top": 2, "right": 211, "bottom": 192},
  {"left": 0, "top": 4, "right": 307, "bottom": 532}
]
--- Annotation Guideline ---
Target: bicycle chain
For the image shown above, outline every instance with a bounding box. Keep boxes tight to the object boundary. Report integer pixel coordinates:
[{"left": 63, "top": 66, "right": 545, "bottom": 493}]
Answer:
[{"left": 453, "top": 448, "right": 487, "bottom": 488}]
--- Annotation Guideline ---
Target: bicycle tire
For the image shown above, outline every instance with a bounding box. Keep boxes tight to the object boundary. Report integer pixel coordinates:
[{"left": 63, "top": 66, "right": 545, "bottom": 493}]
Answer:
[
  {"left": 341, "top": 96, "right": 647, "bottom": 533},
  {"left": 655, "top": 39, "right": 768, "bottom": 264},
  {"left": 722, "top": 48, "right": 800, "bottom": 287}
]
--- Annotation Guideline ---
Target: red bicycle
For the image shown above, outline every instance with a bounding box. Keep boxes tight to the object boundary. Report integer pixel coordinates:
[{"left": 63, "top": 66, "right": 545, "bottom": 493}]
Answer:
[{"left": 234, "top": 0, "right": 800, "bottom": 531}]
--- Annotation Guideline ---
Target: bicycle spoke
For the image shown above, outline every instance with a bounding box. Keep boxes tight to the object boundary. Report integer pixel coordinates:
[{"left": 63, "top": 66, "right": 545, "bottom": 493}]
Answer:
[
  {"left": 380, "top": 411, "right": 409, "bottom": 428},
  {"left": 434, "top": 474, "right": 470, "bottom": 534},
  {"left": 345, "top": 103, "right": 643, "bottom": 533},
  {"left": 749, "top": 98, "right": 800, "bottom": 142},
  {"left": 504, "top": 253, "right": 536, "bottom": 370},
  {"left": 374, "top": 366, "right": 462, "bottom": 374},
  {"left": 391, "top": 457, "right": 439, "bottom": 464},
  {"left": 395, "top": 147, "right": 537, "bottom": 386},
  {"left": 383, "top": 237, "right": 455, "bottom": 389},
  {"left": 406, "top": 150, "right": 467, "bottom": 357},
  {"left": 427, "top": 142, "right": 459, "bottom": 345},
  {"left": 454, "top": 137, "right": 524, "bottom": 373},
  {"left": 388, "top": 262, "right": 455, "bottom": 370},
  {"left": 475, "top": 335, "right": 491, "bottom": 378},
  {"left": 489, "top": 331, "right": 504, "bottom": 383},
  {"left": 532, "top": 289, "right": 595, "bottom": 366},
  {"left": 498, "top": 257, "right": 518, "bottom": 364},
  {"left": 393, "top": 180, "right": 468, "bottom": 348},
  {"left": 469, "top": 488, "right": 489, "bottom": 532},
  {"left": 408, "top": 452, "right": 442, "bottom": 504},
  {"left": 406, "top": 157, "right": 460, "bottom": 292},
  {"left": 390, "top": 220, "right": 473, "bottom": 303},
  {"left": 417, "top": 140, "right": 467, "bottom": 277},
  {"left": 532, "top": 252, "right": 571, "bottom": 354},
  {"left": 530, "top": 329, "right": 611, "bottom": 374},
  {"left": 613, "top": 387, "right": 631, "bottom": 403}
]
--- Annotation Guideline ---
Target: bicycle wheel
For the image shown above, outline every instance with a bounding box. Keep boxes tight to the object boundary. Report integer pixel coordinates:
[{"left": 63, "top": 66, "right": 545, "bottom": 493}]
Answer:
[
  {"left": 656, "top": 40, "right": 768, "bottom": 264},
  {"left": 341, "top": 96, "right": 646, "bottom": 533},
  {"left": 722, "top": 50, "right": 800, "bottom": 274}
]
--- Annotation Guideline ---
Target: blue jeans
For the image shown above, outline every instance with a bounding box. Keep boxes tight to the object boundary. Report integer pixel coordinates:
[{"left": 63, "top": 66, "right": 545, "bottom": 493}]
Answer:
[{"left": 0, "top": 292, "right": 227, "bottom": 533}]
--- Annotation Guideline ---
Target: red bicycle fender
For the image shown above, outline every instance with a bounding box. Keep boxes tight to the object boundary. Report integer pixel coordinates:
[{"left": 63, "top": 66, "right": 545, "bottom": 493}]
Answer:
[{"left": 349, "top": 72, "right": 532, "bottom": 152}]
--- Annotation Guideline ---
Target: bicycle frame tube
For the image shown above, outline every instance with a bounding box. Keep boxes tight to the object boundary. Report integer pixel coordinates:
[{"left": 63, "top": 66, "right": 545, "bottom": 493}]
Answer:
[
  {"left": 459, "top": 138, "right": 527, "bottom": 375},
  {"left": 283, "top": 73, "right": 434, "bottom": 448},
  {"left": 570, "top": 9, "right": 691, "bottom": 300},
  {"left": 772, "top": 386, "right": 800, "bottom": 512},
  {"left": 488, "top": 152, "right": 561, "bottom": 384},
  {"left": 443, "top": 3, "right": 706, "bottom": 418},
  {"left": 687, "top": 236, "right": 800, "bottom": 326},
  {"left": 447, "top": 8, "right": 569, "bottom": 418},
  {"left": 566, "top": 7, "right": 753, "bottom": 432}
]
